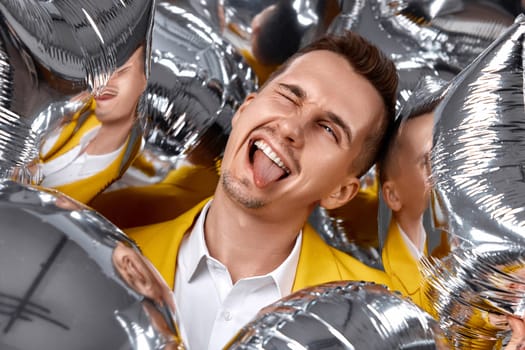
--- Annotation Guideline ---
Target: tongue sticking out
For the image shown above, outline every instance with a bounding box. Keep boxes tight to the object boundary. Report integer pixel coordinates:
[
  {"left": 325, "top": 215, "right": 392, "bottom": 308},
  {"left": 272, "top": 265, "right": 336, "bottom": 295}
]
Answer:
[{"left": 252, "top": 149, "right": 286, "bottom": 188}]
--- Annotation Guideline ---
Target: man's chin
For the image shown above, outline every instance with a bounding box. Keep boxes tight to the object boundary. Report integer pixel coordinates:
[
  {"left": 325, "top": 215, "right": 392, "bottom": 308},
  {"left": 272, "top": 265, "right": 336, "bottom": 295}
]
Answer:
[{"left": 221, "top": 172, "right": 265, "bottom": 209}]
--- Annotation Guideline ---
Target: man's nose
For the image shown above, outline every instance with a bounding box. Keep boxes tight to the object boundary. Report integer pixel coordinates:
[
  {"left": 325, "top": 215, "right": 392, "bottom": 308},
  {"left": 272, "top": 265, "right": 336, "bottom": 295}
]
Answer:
[{"left": 277, "top": 113, "right": 305, "bottom": 147}]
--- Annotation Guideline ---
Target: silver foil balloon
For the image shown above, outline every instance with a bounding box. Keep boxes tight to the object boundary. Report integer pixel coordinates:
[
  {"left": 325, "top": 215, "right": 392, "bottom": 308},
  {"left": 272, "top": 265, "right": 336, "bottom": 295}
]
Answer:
[
  {"left": 330, "top": 0, "right": 514, "bottom": 100},
  {"left": 0, "top": 0, "right": 155, "bottom": 181},
  {"left": 225, "top": 281, "right": 448, "bottom": 350},
  {"left": 153, "top": 2, "right": 255, "bottom": 109},
  {"left": 420, "top": 14, "right": 525, "bottom": 347},
  {"left": 124, "top": 1, "right": 256, "bottom": 179},
  {"left": 143, "top": 50, "right": 234, "bottom": 169},
  {"left": 308, "top": 179, "right": 383, "bottom": 270},
  {"left": 0, "top": 180, "right": 184, "bottom": 350}
]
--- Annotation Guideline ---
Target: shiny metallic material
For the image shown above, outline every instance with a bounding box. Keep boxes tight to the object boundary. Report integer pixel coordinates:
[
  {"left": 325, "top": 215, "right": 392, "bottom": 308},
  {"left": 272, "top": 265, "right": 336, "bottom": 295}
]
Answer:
[
  {"left": 309, "top": 198, "right": 382, "bottom": 270},
  {"left": 133, "top": 2, "right": 255, "bottom": 178},
  {"left": 330, "top": 0, "right": 513, "bottom": 99},
  {"left": 421, "top": 15, "right": 525, "bottom": 347},
  {"left": 0, "top": 180, "right": 184, "bottom": 350},
  {"left": 0, "top": 0, "right": 155, "bottom": 182},
  {"left": 220, "top": 0, "right": 339, "bottom": 68},
  {"left": 422, "top": 247, "right": 523, "bottom": 348},
  {"left": 143, "top": 51, "right": 234, "bottom": 169},
  {"left": 225, "top": 281, "right": 448, "bottom": 349}
]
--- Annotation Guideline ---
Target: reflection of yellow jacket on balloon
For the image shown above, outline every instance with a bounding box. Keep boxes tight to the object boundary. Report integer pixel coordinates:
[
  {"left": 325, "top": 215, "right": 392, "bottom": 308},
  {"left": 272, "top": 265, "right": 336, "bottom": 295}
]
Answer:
[
  {"left": 240, "top": 49, "right": 278, "bottom": 85},
  {"left": 382, "top": 219, "right": 450, "bottom": 309},
  {"left": 325, "top": 174, "right": 380, "bottom": 249},
  {"left": 126, "top": 198, "right": 393, "bottom": 291},
  {"left": 90, "top": 162, "right": 219, "bottom": 228},
  {"left": 40, "top": 103, "right": 142, "bottom": 204}
]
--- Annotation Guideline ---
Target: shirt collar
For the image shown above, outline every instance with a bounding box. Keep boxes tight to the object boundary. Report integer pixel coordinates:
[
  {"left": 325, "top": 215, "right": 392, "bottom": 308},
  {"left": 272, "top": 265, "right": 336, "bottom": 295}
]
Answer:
[
  {"left": 180, "top": 200, "right": 302, "bottom": 297},
  {"left": 397, "top": 221, "right": 426, "bottom": 260},
  {"left": 181, "top": 200, "right": 213, "bottom": 283}
]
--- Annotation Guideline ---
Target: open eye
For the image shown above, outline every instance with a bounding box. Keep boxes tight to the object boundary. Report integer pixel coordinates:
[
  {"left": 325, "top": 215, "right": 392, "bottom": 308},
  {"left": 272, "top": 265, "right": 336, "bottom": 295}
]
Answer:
[{"left": 319, "top": 122, "right": 338, "bottom": 142}]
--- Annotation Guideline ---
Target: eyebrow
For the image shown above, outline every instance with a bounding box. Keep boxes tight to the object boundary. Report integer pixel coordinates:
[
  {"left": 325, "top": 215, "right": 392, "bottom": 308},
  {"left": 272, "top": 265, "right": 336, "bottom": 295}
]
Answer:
[
  {"left": 278, "top": 83, "right": 306, "bottom": 100},
  {"left": 278, "top": 83, "right": 352, "bottom": 144}
]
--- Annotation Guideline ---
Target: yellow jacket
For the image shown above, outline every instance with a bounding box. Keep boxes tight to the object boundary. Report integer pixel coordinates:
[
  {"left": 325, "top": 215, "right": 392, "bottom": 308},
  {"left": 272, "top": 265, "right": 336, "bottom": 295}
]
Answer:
[
  {"left": 382, "top": 220, "right": 427, "bottom": 307},
  {"left": 126, "top": 198, "right": 392, "bottom": 291},
  {"left": 382, "top": 219, "right": 450, "bottom": 309},
  {"left": 41, "top": 105, "right": 142, "bottom": 204}
]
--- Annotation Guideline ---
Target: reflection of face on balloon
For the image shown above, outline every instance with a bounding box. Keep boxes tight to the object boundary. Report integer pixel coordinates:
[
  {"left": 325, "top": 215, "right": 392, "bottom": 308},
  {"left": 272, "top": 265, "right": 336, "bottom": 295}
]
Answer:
[
  {"left": 0, "top": 0, "right": 155, "bottom": 204},
  {"left": 0, "top": 180, "right": 184, "bottom": 349},
  {"left": 37, "top": 44, "right": 148, "bottom": 203},
  {"left": 93, "top": 46, "right": 147, "bottom": 128},
  {"left": 112, "top": 241, "right": 175, "bottom": 312},
  {"left": 382, "top": 112, "right": 434, "bottom": 222}
]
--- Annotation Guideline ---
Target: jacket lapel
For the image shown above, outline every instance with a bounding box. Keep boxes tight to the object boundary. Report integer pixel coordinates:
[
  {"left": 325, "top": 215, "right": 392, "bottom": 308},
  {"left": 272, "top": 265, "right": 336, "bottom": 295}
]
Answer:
[
  {"left": 292, "top": 224, "right": 343, "bottom": 291},
  {"left": 382, "top": 220, "right": 424, "bottom": 304},
  {"left": 127, "top": 199, "right": 209, "bottom": 288}
]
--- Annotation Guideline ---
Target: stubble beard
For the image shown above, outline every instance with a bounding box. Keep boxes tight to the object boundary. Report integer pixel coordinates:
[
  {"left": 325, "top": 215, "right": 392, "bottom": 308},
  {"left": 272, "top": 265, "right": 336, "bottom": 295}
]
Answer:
[{"left": 221, "top": 171, "right": 265, "bottom": 209}]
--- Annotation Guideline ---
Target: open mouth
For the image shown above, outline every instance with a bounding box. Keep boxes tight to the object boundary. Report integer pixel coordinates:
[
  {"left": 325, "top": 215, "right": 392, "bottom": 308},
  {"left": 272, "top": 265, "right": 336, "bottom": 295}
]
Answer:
[
  {"left": 249, "top": 139, "right": 291, "bottom": 187},
  {"left": 94, "top": 87, "right": 118, "bottom": 101},
  {"left": 94, "top": 92, "right": 116, "bottom": 101}
]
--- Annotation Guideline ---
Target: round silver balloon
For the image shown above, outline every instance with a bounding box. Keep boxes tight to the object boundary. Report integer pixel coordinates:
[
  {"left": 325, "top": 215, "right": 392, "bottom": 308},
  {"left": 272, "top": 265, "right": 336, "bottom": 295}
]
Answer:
[
  {"left": 0, "top": 0, "right": 155, "bottom": 181},
  {"left": 225, "top": 281, "right": 448, "bottom": 349},
  {"left": 420, "top": 14, "right": 525, "bottom": 347},
  {"left": 0, "top": 179, "right": 184, "bottom": 350},
  {"left": 330, "top": 0, "right": 514, "bottom": 99}
]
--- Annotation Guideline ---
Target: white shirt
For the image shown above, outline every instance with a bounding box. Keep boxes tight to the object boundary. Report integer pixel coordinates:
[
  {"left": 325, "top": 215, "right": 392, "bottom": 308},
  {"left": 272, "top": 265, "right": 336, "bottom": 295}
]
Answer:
[
  {"left": 40, "top": 126, "right": 124, "bottom": 187},
  {"left": 397, "top": 221, "right": 427, "bottom": 260},
  {"left": 175, "top": 200, "right": 302, "bottom": 350}
]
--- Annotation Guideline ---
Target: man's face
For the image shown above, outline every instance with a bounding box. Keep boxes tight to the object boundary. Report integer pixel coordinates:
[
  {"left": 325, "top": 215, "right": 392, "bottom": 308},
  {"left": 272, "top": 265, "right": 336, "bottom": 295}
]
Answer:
[
  {"left": 219, "top": 50, "right": 385, "bottom": 217},
  {"left": 391, "top": 113, "right": 434, "bottom": 220},
  {"left": 94, "top": 46, "right": 147, "bottom": 124}
]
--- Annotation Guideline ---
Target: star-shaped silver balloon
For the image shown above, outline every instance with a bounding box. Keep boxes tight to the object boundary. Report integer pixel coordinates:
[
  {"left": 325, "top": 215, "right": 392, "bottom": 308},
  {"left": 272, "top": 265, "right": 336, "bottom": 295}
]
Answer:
[{"left": 422, "top": 14, "right": 525, "bottom": 347}]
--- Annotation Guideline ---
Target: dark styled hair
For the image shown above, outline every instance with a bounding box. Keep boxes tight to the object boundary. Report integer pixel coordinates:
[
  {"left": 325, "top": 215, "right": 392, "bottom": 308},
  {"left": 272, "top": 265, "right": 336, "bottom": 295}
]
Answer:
[
  {"left": 253, "top": 2, "right": 302, "bottom": 66},
  {"left": 266, "top": 31, "right": 398, "bottom": 177}
]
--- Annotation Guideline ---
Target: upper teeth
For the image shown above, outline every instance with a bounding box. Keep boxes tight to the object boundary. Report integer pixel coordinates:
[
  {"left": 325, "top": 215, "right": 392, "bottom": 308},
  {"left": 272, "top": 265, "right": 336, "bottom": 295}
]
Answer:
[{"left": 254, "top": 140, "right": 290, "bottom": 174}]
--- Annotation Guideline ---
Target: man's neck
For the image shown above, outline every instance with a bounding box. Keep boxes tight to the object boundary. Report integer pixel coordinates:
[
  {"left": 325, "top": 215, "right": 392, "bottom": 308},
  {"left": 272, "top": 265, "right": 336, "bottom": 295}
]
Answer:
[
  {"left": 86, "top": 118, "right": 134, "bottom": 155},
  {"left": 395, "top": 212, "right": 424, "bottom": 249},
  {"left": 204, "top": 190, "right": 306, "bottom": 284}
]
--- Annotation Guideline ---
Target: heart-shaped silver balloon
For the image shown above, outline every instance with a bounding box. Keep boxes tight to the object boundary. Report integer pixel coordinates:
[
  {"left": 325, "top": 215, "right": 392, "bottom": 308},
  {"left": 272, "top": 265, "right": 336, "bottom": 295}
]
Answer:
[{"left": 0, "top": 180, "right": 184, "bottom": 349}]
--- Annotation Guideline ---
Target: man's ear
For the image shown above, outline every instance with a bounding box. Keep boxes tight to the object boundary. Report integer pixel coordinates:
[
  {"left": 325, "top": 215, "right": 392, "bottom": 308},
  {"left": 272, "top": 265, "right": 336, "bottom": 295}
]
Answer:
[
  {"left": 320, "top": 177, "right": 360, "bottom": 210},
  {"left": 382, "top": 180, "right": 402, "bottom": 212},
  {"left": 232, "top": 92, "right": 257, "bottom": 126}
]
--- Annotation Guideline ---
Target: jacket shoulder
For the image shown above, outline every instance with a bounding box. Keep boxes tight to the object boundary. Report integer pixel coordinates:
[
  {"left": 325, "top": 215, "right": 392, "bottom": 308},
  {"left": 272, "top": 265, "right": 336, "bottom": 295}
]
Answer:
[{"left": 331, "top": 247, "right": 392, "bottom": 288}]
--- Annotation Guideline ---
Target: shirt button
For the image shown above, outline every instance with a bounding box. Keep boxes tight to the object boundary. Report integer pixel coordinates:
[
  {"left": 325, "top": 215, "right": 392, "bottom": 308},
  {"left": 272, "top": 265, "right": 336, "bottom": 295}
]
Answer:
[{"left": 223, "top": 311, "right": 232, "bottom": 321}]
